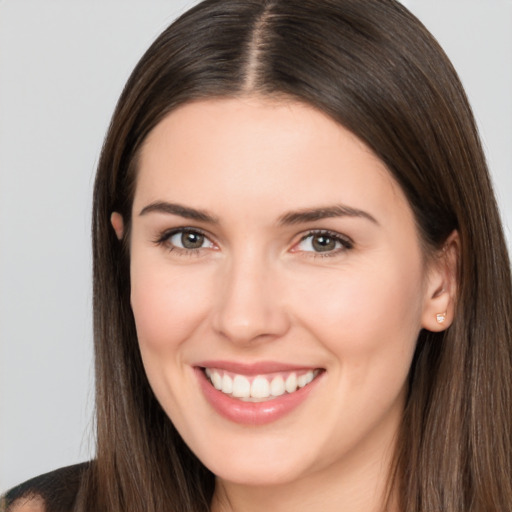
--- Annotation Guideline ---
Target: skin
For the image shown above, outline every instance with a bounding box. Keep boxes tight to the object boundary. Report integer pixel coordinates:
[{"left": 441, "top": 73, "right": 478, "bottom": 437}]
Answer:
[
  {"left": 8, "top": 496, "right": 45, "bottom": 512},
  {"left": 112, "top": 97, "right": 456, "bottom": 512}
]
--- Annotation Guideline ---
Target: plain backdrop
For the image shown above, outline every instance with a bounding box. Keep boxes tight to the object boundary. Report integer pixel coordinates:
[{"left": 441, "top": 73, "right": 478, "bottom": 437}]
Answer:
[{"left": 1, "top": 0, "right": 511, "bottom": 493}]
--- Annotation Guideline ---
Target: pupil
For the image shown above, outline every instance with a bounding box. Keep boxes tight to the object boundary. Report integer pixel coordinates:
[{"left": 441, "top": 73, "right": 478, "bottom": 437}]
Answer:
[
  {"left": 182, "top": 232, "right": 204, "bottom": 249},
  {"left": 312, "top": 235, "right": 335, "bottom": 252}
]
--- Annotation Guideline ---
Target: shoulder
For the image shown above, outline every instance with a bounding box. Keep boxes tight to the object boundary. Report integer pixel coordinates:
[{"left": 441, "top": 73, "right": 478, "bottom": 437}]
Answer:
[{"left": 1, "top": 462, "right": 90, "bottom": 512}]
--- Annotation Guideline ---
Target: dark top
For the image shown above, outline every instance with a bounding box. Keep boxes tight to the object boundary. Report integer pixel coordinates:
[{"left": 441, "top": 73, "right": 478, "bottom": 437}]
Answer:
[{"left": 1, "top": 462, "right": 89, "bottom": 512}]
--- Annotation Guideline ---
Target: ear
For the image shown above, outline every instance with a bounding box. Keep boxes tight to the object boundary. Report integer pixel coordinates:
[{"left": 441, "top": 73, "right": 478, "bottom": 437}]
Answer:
[
  {"left": 421, "top": 230, "right": 459, "bottom": 332},
  {"left": 110, "top": 212, "right": 124, "bottom": 240}
]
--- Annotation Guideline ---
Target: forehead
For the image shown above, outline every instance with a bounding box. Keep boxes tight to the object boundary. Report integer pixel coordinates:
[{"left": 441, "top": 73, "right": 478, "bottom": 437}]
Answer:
[{"left": 134, "top": 96, "right": 410, "bottom": 225}]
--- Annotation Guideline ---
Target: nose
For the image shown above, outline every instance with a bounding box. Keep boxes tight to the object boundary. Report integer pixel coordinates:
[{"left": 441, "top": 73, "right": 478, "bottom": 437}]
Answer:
[{"left": 212, "top": 253, "right": 290, "bottom": 345}]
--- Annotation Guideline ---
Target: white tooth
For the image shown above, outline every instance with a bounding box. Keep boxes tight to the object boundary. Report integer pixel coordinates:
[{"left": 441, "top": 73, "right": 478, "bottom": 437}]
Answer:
[
  {"left": 304, "top": 370, "right": 314, "bottom": 384},
  {"left": 270, "top": 376, "right": 285, "bottom": 397},
  {"left": 232, "top": 375, "right": 251, "bottom": 398},
  {"left": 221, "top": 373, "right": 233, "bottom": 394},
  {"left": 251, "top": 376, "right": 270, "bottom": 398},
  {"left": 297, "top": 373, "right": 308, "bottom": 388},
  {"left": 205, "top": 368, "right": 212, "bottom": 378},
  {"left": 285, "top": 373, "right": 297, "bottom": 393},
  {"left": 211, "top": 370, "right": 222, "bottom": 390}
]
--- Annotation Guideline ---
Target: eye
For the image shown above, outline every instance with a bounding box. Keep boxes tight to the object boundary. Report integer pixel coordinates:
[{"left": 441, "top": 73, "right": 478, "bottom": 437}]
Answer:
[
  {"left": 170, "top": 230, "right": 213, "bottom": 249},
  {"left": 295, "top": 231, "right": 353, "bottom": 255},
  {"left": 155, "top": 228, "right": 215, "bottom": 252}
]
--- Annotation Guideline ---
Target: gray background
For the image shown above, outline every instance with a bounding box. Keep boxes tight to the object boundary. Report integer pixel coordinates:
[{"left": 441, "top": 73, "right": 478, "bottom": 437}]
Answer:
[{"left": 1, "top": 0, "right": 511, "bottom": 493}]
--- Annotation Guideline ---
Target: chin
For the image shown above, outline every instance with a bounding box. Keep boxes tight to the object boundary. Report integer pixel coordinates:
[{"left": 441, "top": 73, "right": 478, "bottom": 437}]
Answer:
[
  {"left": 187, "top": 427, "right": 322, "bottom": 487},
  {"left": 208, "top": 457, "right": 307, "bottom": 487}
]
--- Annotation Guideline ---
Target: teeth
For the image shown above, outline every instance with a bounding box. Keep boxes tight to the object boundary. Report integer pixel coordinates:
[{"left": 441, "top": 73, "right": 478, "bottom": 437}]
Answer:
[
  {"left": 232, "top": 375, "right": 251, "bottom": 397},
  {"left": 205, "top": 368, "right": 318, "bottom": 401},
  {"left": 297, "top": 373, "right": 307, "bottom": 388},
  {"left": 222, "top": 373, "right": 233, "bottom": 394},
  {"left": 285, "top": 373, "right": 297, "bottom": 393},
  {"left": 211, "top": 371, "right": 222, "bottom": 390},
  {"left": 251, "top": 376, "right": 270, "bottom": 398},
  {"left": 270, "top": 376, "right": 285, "bottom": 397}
]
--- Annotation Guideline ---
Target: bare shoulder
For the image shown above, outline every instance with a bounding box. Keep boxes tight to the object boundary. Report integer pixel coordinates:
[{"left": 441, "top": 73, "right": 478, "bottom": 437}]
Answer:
[
  {"left": 4, "top": 494, "right": 45, "bottom": 512},
  {"left": 1, "top": 463, "right": 90, "bottom": 512}
]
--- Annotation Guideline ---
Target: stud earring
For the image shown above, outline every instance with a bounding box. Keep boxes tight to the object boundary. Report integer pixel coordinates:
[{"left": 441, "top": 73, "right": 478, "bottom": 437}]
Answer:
[{"left": 436, "top": 312, "right": 447, "bottom": 324}]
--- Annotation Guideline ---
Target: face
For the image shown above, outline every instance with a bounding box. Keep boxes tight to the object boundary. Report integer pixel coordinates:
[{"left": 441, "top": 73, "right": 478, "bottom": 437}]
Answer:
[{"left": 123, "top": 97, "right": 446, "bottom": 490}]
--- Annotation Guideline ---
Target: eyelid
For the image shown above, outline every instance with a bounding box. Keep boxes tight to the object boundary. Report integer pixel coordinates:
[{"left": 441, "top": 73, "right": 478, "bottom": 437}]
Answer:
[
  {"left": 153, "top": 226, "right": 217, "bottom": 253},
  {"left": 291, "top": 229, "right": 354, "bottom": 257},
  {"left": 153, "top": 226, "right": 353, "bottom": 258}
]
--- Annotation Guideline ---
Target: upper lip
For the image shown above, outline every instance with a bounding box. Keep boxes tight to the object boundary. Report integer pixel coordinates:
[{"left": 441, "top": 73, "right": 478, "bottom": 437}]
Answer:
[{"left": 196, "top": 360, "right": 322, "bottom": 375}]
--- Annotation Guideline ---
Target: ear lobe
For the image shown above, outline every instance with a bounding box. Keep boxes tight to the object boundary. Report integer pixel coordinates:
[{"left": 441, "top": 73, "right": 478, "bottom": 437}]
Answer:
[
  {"left": 111, "top": 212, "right": 124, "bottom": 240},
  {"left": 421, "top": 230, "right": 459, "bottom": 332}
]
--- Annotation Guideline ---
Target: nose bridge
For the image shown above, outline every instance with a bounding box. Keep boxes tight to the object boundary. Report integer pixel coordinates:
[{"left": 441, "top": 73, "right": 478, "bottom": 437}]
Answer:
[{"left": 213, "top": 246, "right": 289, "bottom": 344}]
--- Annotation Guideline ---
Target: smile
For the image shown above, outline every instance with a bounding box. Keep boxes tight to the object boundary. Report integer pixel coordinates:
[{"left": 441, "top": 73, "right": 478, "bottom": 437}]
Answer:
[
  {"left": 204, "top": 368, "right": 320, "bottom": 402},
  {"left": 196, "top": 364, "right": 324, "bottom": 425}
]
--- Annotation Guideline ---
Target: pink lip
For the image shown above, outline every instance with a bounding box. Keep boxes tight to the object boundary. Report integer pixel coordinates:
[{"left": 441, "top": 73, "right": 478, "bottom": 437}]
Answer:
[
  {"left": 194, "top": 364, "right": 324, "bottom": 426},
  {"left": 196, "top": 360, "right": 317, "bottom": 375}
]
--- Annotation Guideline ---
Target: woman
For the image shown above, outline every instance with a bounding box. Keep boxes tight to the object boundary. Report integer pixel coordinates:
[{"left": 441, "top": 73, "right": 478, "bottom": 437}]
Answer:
[{"left": 4, "top": 0, "right": 511, "bottom": 511}]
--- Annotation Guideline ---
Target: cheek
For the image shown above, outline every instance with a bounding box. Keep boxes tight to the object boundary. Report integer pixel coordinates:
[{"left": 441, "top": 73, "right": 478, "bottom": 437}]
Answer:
[
  {"left": 129, "top": 257, "right": 213, "bottom": 354},
  {"left": 291, "top": 255, "right": 424, "bottom": 377}
]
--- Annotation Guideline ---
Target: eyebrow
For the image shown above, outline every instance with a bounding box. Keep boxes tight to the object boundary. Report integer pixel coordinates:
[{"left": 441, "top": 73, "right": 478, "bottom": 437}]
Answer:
[
  {"left": 139, "top": 201, "right": 219, "bottom": 223},
  {"left": 278, "top": 205, "right": 378, "bottom": 225},
  {"left": 139, "top": 201, "right": 378, "bottom": 226}
]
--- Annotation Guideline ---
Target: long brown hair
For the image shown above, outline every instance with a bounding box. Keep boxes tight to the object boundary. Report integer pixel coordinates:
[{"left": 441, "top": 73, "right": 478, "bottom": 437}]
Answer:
[{"left": 80, "top": 1, "right": 512, "bottom": 510}]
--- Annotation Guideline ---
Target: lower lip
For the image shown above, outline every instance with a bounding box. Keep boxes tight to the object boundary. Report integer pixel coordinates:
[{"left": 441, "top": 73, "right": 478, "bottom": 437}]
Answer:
[{"left": 195, "top": 367, "right": 322, "bottom": 425}]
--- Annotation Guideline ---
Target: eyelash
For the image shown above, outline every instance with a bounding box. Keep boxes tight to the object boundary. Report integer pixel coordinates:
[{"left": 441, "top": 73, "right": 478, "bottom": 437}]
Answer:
[
  {"left": 295, "top": 230, "right": 353, "bottom": 258},
  {"left": 153, "top": 228, "right": 354, "bottom": 258},
  {"left": 153, "top": 227, "right": 215, "bottom": 256}
]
